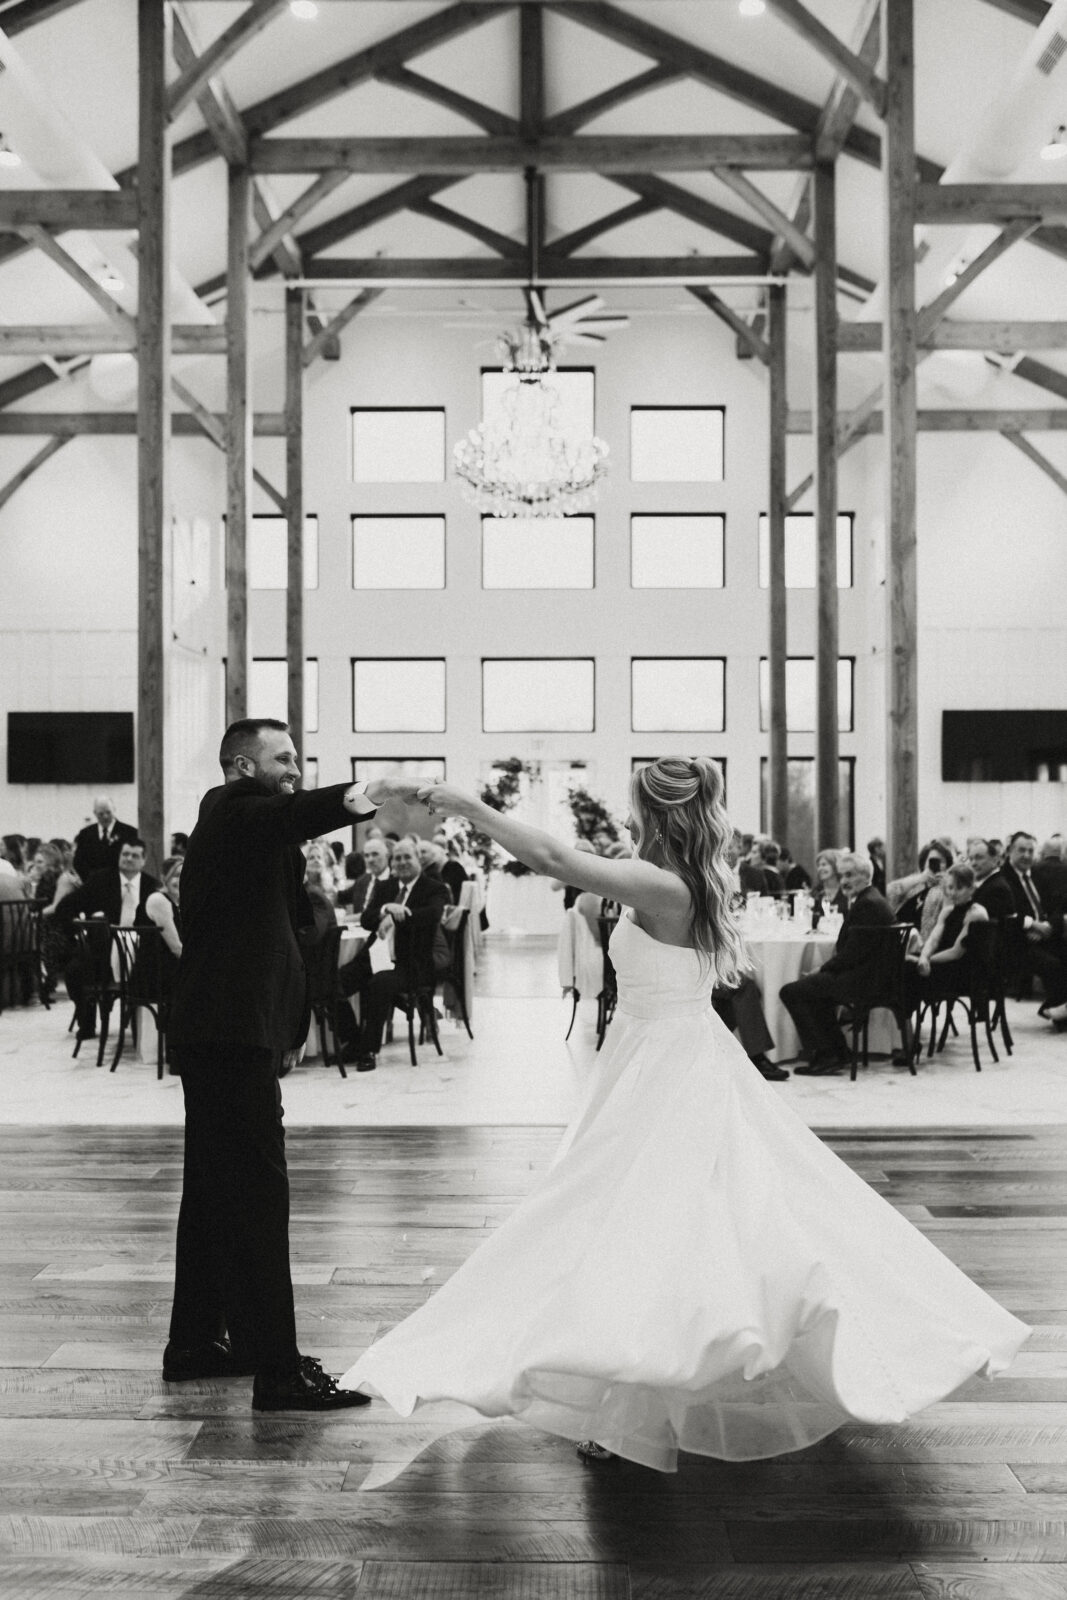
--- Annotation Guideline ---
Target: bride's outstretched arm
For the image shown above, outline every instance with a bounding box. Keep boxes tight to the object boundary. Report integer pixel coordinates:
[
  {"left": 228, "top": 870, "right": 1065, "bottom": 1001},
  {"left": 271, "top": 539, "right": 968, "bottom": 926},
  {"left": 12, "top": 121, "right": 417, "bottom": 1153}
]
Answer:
[{"left": 417, "top": 783, "right": 688, "bottom": 917}]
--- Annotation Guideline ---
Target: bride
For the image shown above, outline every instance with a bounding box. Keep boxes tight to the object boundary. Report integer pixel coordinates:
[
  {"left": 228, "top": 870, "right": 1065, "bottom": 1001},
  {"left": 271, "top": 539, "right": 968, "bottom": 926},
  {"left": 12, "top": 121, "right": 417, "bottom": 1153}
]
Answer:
[{"left": 340, "top": 756, "right": 1028, "bottom": 1472}]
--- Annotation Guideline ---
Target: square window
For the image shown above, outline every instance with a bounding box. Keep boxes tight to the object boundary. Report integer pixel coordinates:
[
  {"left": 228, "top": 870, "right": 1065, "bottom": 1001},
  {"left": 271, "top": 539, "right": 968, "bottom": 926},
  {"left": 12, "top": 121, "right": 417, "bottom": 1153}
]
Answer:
[
  {"left": 760, "top": 756, "right": 855, "bottom": 863},
  {"left": 482, "top": 368, "right": 594, "bottom": 437},
  {"left": 758, "top": 657, "right": 854, "bottom": 733},
  {"left": 351, "top": 409, "right": 445, "bottom": 483},
  {"left": 630, "top": 408, "right": 724, "bottom": 482},
  {"left": 482, "top": 517, "right": 594, "bottom": 588},
  {"left": 352, "top": 516, "right": 445, "bottom": 589},
  {"left": 353, "top": 756, "right": 446, "bottom": 785},
  {"left": 757, "top": 513, "right": 853, "bottom": 588},
  {"left": 352, "top": 659, "right": 446, "bottom": 732},
  {"left": 249, "top": 657, "right": 319, "bottom": 734},
  {"left": 631, "top": 659, "right": 725, "bottom": 732},
  {"left": 248, "top": 515, "right": 319, "bottom": 591},
  {"left": 482, "top": 659, "right": 594, "bottom": 732},
  {"left": 631, "top": 515, "right": 724, "bottom": 588}
]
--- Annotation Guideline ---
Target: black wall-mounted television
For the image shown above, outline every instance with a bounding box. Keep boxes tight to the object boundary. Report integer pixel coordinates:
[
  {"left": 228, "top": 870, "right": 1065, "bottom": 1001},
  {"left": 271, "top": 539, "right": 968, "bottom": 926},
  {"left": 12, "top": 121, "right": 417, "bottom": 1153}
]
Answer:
[
  {"left": 6, "top": 712, "right": 135, "bottom": 785},
  {"left": 942, "top": 710, "right": 1067, "bottom": 783}
]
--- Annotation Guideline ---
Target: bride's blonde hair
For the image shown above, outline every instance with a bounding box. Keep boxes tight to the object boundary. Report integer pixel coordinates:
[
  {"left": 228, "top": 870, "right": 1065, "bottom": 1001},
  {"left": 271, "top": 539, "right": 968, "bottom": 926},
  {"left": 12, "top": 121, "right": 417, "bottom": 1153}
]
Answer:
[{"left": 630, "top": 756, "right": 745, "bottom": 986}]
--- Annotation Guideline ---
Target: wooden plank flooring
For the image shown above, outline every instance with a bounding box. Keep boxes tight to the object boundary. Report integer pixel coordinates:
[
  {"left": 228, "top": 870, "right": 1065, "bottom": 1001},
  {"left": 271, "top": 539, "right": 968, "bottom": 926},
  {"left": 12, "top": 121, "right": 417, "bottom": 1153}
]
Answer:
[{"left": 0, "top": 1123, "right": 1066, "bottom": 1598}]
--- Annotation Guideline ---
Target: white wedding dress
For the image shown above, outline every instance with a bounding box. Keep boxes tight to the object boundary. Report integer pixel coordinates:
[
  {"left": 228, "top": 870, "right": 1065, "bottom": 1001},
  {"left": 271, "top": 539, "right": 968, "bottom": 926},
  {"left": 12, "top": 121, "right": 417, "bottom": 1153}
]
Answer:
[{"left": 341, "top": 912, "right": 1029, "bottom": 1472}]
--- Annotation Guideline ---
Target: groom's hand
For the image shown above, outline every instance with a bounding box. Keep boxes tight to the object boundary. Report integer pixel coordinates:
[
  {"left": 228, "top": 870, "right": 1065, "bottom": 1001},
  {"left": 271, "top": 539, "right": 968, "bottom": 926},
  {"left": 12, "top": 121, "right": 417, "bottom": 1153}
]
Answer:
[{"left": 365, "top": 777, "right": 421, "bottom": 805}]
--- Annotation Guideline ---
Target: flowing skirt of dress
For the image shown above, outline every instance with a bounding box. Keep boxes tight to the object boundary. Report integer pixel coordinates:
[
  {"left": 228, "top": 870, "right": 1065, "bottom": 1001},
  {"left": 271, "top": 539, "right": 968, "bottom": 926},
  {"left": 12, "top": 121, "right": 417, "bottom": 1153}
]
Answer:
[{"left": 341, "top": 921, "right": 1028, "bottom": 1472}]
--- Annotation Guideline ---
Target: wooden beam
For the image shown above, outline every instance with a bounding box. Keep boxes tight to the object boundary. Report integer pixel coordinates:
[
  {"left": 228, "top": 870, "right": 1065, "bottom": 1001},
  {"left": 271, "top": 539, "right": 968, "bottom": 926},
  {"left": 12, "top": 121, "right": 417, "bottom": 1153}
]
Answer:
[
  {"left": 0, "top": 412, "right": 287, "bottom": 435},
  {"left": 0, "top": 190, "right": 138, "bottom": 231},
  {"left": 167, "top": 0, "right": 288, "bottom": 122},
  {"left": 170, "top": 3, "right": 247, "bottom": 166},
  {"left": 883, "top": 0, "right": 918, "bottom": 880},
  {"left": 612, "top": 173, "right": 773, "bottom": 255},
  {"left": 0, "top": 0, "right": 86, "bottom": 32},
  {"left": 250, "top": 134, "right": 816, "bottom": 175},
  {"left": 916, "top": 182, "right": 1067, "bottom": 226},
  {"left": 0, "top": 324, "right": 224, "bottom": 355},
  {"left": 838, "top": 319, "right": 1067, "bottom": 352},
  {"left": 248, "top": 172, "right": 349, "bottom": 271},
  {"left": 710, "top": 166, "right": 815, "bottom": 269},
  {"left": 137, "top": 0, "right": 170, "bottom": 875},
  {"left": 302, "top": 254, "right": 770, "bottom": 283},
  {"left": 282, "top": 176, "right": 461, "bottom": 267},
  {"left": 767, "top": 0, "right": 887, "bottom": 117},
  {"left": 974, "top": 0, "right": 1049, "bottom": 22},
  {"left": 409, "top": 199, "right": 525, "bottom": 258},
  {"left": 286, "top": 288, "right": 304, "bottom": 769},
  {"left": 1001, "top": 429, "right": 1067, "bottom": 497},
  {"left": 915, "top": 219, "right": 1036, "bottom": 343},
  {"left": 302, "top": 289, "right": 381, "bottom": 367},
  {"left": 225, "top": 164, "right": 252, "bottom": 727},
  {"left": 374, "top": 66, "right": 520, "bottom": 137},
  {"left": 0, "top": 436, "right": 70, "bottom": 515},
  {"left": 766, "top": 283, "right": 789, "bottom": 848},
  {"left": 687, "top": 286, "right": 770, "bottom": 365},
  {"left": 171, "top": 377, "right": 285, "bottom": 511},
  {"left": 812, "top": 160, "right": 839, "bottom": 851},
  {"left": 543, "top": 65, "right": 681, "bottom": 136},
  {"left": 550, "top": 198, "right": 658, "bottom": 256},
  {"left": 1012, "top": 355, "right": 1067, "bottom": 404},
  {"left": 18, "top": 225, "right": 135, "bottom": 335},
  {"left": 787, "top": 408, "right": 1067, "bottom": 432}
]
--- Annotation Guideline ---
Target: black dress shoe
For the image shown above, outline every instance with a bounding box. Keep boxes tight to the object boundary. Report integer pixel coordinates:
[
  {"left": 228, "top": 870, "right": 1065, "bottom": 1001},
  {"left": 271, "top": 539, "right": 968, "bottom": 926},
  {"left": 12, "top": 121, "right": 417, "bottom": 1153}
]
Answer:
[
  {"left": 252, "top": 1360, "right": 371, "bottom": 1412},
  {"left": 794, "top": 1055, "right": 846, "bottom": 1076},
  {"left": 751, "top": 1054, "right": 790, "bottom": 1081},
  {"left": 162, "top": 1338, "right": 255, "bottom": 1382},
  {"left": 355, "top": 1052, "right": 377, "bottom": 1072}
]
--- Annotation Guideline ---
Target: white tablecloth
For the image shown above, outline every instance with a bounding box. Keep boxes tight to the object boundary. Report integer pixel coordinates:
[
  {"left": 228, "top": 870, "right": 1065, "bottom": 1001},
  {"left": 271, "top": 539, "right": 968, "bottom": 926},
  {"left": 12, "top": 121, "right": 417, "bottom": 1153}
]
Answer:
[{"left": 745, "top": 928, "right": 896, "bottom": 1063}]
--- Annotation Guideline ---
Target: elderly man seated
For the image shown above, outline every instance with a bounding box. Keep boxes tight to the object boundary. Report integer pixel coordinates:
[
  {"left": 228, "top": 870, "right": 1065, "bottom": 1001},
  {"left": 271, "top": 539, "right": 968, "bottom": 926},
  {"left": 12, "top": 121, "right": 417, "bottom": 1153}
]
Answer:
[{"left": 779, "top": 851, "right": 894, "bottom": 1075}]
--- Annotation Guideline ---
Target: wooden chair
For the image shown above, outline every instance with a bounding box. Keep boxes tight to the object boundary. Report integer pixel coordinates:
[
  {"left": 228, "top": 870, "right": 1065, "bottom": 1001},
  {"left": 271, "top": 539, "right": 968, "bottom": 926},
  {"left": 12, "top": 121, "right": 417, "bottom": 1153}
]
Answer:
[
  {"left": 926, "top": 919, "right": 1007, "bottom": 1072},
  {"left": 595, "top": 912, "right": 619, "bottom": 1052},
  {"left": 300, "top": 923, "right": 350, "bottom": 1078},
  {"left": 68, "top": 918, "right": 118, "bottom": 1063},
  {"left": 843, "top": 923, "right": 918, "bottom": 1082},
  {"left": 440, "top": 906, "right": 474, "bottom": 1040},
  {"left": 108, "top": 924, "right": 170, "bottom": 1079},
  {"left": 0, "top": 900, "right": 44, "bottom": 1013}
]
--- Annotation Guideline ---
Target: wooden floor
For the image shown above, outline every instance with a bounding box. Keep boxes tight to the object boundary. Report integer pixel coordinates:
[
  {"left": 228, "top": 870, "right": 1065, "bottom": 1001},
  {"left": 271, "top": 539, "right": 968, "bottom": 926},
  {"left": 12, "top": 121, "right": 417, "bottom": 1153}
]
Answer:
[{"left": 1, "top": 1122, "right": 1067, "bottom": 1599}]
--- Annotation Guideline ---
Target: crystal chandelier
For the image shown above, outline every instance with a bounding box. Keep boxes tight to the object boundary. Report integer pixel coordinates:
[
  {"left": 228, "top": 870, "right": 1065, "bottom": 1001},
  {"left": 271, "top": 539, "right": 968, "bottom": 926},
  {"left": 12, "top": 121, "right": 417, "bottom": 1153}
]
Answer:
[{"left": 454, "top": 320, "right": 609, "bottom": 518}]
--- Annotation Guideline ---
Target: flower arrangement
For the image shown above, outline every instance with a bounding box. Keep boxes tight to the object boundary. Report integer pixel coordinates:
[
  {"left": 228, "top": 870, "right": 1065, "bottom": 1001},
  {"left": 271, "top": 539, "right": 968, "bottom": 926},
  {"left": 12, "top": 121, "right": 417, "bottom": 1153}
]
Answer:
[
  {"left": 566, "top": 782, "right": 620, "bottom": 845},
  {"left": 458, "top": 757, "right": 538, "bottom": 878}
]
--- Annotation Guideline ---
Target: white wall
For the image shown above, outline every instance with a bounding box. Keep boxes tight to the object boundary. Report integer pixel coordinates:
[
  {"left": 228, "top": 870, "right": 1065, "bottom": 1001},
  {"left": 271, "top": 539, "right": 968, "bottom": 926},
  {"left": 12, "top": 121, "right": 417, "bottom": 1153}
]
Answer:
[{"left": 0, "top": 304, "right": 1064, "bottom": 862}]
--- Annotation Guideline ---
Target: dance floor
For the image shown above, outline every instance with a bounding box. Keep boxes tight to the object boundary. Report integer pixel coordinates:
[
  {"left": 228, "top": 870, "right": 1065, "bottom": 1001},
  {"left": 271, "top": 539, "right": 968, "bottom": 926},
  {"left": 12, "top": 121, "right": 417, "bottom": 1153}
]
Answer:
[{"left": 2, "top": 939, "right": 1067, "bottom": 1596}]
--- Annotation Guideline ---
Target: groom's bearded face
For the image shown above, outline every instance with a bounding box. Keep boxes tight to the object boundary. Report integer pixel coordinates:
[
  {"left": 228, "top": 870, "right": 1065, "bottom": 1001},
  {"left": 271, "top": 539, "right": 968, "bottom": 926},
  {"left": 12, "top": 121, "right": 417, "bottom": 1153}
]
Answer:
[{"left": 245, "top": 731, "right": 300, "bottom": 795}]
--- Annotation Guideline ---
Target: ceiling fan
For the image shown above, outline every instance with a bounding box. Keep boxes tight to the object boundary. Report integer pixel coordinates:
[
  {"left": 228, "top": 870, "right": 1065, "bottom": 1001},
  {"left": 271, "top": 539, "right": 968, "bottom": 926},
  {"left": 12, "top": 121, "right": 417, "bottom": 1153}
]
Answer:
[{"left": 523, "top": 287, "right": 629, "bottom": 346}]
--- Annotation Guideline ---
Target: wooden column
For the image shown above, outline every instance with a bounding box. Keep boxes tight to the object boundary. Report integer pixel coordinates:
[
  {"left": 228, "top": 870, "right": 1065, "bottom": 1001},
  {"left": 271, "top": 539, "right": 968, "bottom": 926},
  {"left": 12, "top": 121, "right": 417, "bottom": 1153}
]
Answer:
[
  {"left": 285, "top": 287, "right": 305, "bottom": 765},
  {"left": 812, "top": 159, "right": 839, "bottom": 849},
  {"left": 225, "top": 164, "right": 252, "bottom": 725},
  {"left": 766, "top": 283, "right": 789, "bottom": 846},
  {"left": 136, "top": 0, "right": 170, "bottom": 872},
  {"left": 883, "top": 0, "right": 919, "bottom": 879}
]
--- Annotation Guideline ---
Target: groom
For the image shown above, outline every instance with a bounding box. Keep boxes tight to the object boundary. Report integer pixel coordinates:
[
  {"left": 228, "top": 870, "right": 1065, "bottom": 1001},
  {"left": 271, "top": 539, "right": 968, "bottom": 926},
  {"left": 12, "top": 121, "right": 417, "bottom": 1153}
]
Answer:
[{"left": 165, "top": 717, "right": 415, "bottom": 1411}]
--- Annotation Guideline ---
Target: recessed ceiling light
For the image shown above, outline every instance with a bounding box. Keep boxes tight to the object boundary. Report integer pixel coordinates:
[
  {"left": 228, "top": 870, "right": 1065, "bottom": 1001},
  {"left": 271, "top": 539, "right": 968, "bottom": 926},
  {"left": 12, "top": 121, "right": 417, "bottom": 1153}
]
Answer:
[
  {"left": 289, "top": 0, "right": 318, "bottom": 18},
  {"left": 0, "top": 135, "right": 21, "bottom": 168},
  {"left": 738, "top": 0, "right": 766, "bottom": 15}
]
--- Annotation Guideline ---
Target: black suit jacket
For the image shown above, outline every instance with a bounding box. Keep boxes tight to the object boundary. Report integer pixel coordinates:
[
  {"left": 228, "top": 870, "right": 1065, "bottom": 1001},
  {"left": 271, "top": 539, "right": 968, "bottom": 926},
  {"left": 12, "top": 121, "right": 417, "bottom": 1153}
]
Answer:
[
  {"left": 72, "top": 819, "right": 139, "bottom": 882},
  {"left": 819, "top": 885, "right": 894, "bottom": 996},
  {"left": 389, "top": 873, "right": 451, "bottom": 991},
  {"left": 55, "top": 866, "right": 160, "bottom": 929},
  {"left": 170, "top": 779, "right": 371, "bottom": 1058},
  {"left": 359, "top": 875, "right": 400, "bottom": 934},
  {"left": 1002, "top": 861, "right": 1063, "bottom": 941},
  {"left": 973, "top": 869, "right": 1015, "bottom": 922},
  {"left": 1034, "top": 857, "right": 1067, "bottom": 930}
]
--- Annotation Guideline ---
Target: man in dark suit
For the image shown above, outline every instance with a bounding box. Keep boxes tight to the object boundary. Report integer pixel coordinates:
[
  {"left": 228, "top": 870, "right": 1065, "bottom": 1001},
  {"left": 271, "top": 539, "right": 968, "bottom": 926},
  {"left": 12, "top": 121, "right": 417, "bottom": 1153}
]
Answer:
[
  {"left": 780, "top": 853, "right": 895, "bottom": 1074},
  {"left": 49, "top": 837, "right": 159, "bottom": 1033},
  {"left": 350, "top": 836, "right": 451, "bottom": 1073},
  {"left": 72, "top": 796, "right": 139, "bottom": 881},
  {"left": 1034, "top": 838, "right": 1067, "bottom": 919},
  {"left": 338, "top": 836, "right": 392, "bottom": 916},
  {"left": 164, "top": 717, "right": 416, "bottom": 1412},
  {"left": 1001, "top": 831, "right": 1067, "bottom": 1014},
  {"left": 967, "top": 837, "right": 1015, "bottom": 921}
]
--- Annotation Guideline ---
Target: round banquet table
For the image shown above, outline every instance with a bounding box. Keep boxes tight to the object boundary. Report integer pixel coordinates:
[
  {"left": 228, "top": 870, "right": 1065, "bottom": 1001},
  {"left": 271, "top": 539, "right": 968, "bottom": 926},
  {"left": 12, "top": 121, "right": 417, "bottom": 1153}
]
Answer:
[{"left": 744, "top": 928, "right": 836, "bottom": 1063}]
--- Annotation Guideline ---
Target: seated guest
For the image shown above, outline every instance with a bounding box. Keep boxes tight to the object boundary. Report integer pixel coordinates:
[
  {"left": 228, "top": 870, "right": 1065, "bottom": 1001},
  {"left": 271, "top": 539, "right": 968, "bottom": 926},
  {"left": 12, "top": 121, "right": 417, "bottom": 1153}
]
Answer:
[
  {"left": 1034, "top": 836, "right": 1067, "bottom": 917},
  {"left": 780, "top": 847, "right": 811, "bottom": 891},
  {"left": 713, "top": 976, "right": 787, "bottom": 1080},
  {"left": 888, "top": 841, "right": 950, "bottom": 935},
  {"left": 551, "top": 838, "right": 598, "bottom": 912},
  {"left": 780, "top": 853, "right": 894, "bottom": 1074},
  {"left": 49, "top": 838, "right": 160, "bottom": 1034},
  {"left": 303, "top": 841, "right": 338, "bottom": 905},
  {"left": 738, "top": 834, "right": 769, "bottom": 896},
  {"left": 146, "top": 857, "right": 183, "bottom": 961},
  {"left": 416, "top": 838, "right": 446, "bottom": 880},
  {"left": 0, "top": 859, "right": 27, "bottom": 901},
  {"left": 72, "top": 796, "right": 139, "bottom": 881},
  {"left": 811, "top": 849, "right": 848, "bottom": 928},
  {"left": 343, "top": 838, "right": 451, "bottom": 1072},
  {"left": 1000, "top": 831, "right": 1067, "bottom": 1022},
  {"left": 439, "top": 838, "right": 469, "bottom": 907},
  {"left": 339, "top": 836, "right": 393, "bottom": 914},
  {"left": 757, "top": 839, "right": 784, "bottom": 894},
  {"left": 910, "top": 860, "right": 987, "bottom": 1004},
  {"left": 868, "top": 837, "right": 887, "bottom": 896},
  {"left": 27, "top": 842, "right": 63, "bottom": 907},
  {"left": 967, "top": 836, "right": 1015, "bottom": 921},
  {"left": 169, "top": 832, "right": 189, "bottom": 859}
]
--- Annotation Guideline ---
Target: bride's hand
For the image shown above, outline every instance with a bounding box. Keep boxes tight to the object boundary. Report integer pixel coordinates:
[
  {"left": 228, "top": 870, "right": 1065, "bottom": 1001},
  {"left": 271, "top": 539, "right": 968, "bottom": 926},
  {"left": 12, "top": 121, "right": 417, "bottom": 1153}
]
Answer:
[{"left": 418, "top": 782, "right": 476, "bottom": 820}]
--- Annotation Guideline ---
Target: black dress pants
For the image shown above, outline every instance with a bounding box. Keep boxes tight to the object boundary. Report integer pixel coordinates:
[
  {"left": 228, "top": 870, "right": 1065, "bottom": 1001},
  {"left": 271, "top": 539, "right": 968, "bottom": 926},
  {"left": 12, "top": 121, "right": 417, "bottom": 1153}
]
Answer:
[
  {"left": 168, "top": 1048, "right": 300, "bottom": 1377},
  {"left": 1027, "top": 942, "right": 1067, "bottom": 1008},
  {"left": 779, "top": 972, "right": 852, "bottom": 1060},
  {"left": 713, "top": 976, "right": 774, "bottom": 1057}
]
